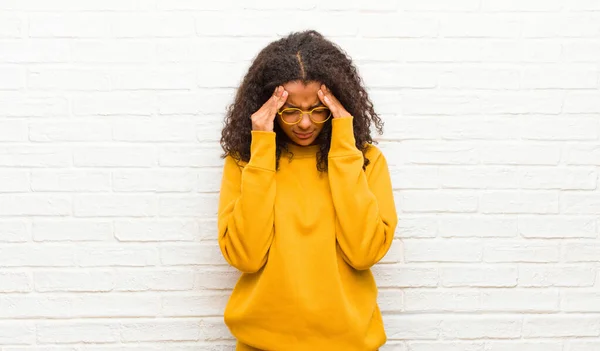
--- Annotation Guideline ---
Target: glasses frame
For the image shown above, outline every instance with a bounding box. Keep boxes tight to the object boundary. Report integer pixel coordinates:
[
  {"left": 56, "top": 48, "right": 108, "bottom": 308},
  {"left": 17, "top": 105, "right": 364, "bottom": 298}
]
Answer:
[{"left": 277, "top": 106, "right": 332, "bottom": 125}]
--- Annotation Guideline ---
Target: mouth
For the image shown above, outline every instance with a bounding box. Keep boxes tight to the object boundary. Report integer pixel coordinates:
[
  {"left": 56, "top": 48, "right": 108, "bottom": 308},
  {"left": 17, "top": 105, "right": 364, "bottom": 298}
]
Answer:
[{"left": 294, "top": 131, "right": 314, "bottom": 140}]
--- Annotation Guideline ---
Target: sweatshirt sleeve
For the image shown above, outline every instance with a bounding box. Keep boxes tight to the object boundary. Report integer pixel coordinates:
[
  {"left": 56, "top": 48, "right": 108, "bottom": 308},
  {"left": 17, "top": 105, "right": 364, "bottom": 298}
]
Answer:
[
  {"left": 328, "top": 117, "right": 398, "bottom": 270},
  {"left": 217, "top": 131, "right": 277, "bottom": 273}
]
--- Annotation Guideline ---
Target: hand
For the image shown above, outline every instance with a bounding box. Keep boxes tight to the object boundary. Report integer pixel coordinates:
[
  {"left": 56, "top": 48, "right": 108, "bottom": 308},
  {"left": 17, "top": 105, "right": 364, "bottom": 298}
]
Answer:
[
  {"left": 251, "top": 86, "right": 288, "bottom": 131},
  {"left": 317, "top": 84, "right": 351, "bottom": 119}
]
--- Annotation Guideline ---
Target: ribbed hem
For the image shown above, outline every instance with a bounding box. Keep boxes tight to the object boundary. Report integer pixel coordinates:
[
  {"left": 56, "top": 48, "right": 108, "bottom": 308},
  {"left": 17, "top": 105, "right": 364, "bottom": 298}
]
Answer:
[
  {"left": 248, "top": 131, "right": 276, "bottom": 171},
  {"left": 329, "top": 116, "right": 361, "bottom": 157}
]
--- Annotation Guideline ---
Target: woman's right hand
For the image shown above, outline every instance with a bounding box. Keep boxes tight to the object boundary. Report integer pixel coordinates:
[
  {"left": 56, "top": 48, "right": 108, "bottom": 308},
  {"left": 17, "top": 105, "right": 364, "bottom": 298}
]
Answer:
[{"left": 251, "top": 86, "right": 288, "bottom": 132}]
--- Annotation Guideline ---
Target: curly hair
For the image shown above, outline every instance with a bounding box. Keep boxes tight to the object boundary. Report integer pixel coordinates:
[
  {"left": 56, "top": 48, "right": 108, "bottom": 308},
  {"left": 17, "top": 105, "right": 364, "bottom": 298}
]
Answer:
[{"left": 220, "top": 29, "right": 384, "bottom": 172}]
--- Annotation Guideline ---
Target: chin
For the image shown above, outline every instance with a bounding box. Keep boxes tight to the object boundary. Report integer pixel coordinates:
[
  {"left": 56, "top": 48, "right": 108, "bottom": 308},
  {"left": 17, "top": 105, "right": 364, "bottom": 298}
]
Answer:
[{"left": 293, "top": 136, "right": 316, "bottom": 146}]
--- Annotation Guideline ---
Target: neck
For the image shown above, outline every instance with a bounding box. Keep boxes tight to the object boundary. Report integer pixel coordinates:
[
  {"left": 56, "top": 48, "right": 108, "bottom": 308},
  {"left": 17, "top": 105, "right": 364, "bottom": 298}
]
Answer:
[{"left": 284, "top": 142, "right": 321, "bottom": 158}]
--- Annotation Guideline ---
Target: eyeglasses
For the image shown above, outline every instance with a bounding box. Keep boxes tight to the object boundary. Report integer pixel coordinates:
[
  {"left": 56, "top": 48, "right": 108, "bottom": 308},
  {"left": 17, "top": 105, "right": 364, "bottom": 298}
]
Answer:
[{"left": 277, "top": 106, "right": 332, "bottom": 125}]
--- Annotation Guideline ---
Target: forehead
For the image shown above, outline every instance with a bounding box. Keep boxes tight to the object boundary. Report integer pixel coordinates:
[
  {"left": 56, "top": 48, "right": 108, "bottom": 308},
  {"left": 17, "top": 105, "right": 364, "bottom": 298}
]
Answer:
[{"left": 282, "top": 81, "right": 321, "bottom": 107}]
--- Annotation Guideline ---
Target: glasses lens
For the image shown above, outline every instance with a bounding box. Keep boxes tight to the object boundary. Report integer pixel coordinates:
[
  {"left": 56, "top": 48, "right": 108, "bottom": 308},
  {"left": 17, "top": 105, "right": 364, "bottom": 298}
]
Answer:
[
  {"left": 311, "top": 107, "right": 330, "bottom": 122},
  {"left": 281, "top": 109, "right": 301, "bottom": 123}
]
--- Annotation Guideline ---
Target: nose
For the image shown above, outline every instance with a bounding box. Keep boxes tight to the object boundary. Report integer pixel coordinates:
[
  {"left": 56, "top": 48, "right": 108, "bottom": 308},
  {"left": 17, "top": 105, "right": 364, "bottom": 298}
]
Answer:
[{"left": 297, "top": 112, "right": 313, "bottom": 130}]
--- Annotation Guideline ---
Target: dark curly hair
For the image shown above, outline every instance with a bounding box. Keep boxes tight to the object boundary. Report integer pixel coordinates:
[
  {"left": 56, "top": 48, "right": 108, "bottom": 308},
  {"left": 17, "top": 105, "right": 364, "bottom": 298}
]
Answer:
[{"left": 220, "top": 29, "right": 384, "bottom": 172}]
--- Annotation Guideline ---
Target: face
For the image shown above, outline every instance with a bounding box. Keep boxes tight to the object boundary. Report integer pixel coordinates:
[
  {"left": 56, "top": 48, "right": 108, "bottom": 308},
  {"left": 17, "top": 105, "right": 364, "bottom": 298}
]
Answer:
[{"left": 276, "top": 80, "right": 328, "bottom": 146}]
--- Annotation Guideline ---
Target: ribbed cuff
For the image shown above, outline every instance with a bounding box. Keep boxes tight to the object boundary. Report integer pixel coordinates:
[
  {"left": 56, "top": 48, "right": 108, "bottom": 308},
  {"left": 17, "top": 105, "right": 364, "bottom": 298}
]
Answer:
[
  {"left": 248, "top": 131, "right": 276, "bottom": 171},
  {"left": 329, "top": 116, "right": 361, "bottom": 157}
]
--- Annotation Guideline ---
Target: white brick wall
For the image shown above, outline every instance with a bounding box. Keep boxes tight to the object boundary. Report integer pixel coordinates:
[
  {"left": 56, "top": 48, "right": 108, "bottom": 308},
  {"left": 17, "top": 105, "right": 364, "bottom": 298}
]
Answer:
[{"left": 0, "top": 0, "right": 599, "bottom": 350}]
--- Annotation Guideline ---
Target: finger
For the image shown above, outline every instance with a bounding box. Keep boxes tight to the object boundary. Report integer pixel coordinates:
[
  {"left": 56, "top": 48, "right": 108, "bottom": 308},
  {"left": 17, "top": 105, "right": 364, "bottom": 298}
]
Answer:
[
  {"left": 318, "top": 84, "right": 335, "bottom": 108},
  {"left": 275, "top": 88, "right": 288, "bottom": 110}
]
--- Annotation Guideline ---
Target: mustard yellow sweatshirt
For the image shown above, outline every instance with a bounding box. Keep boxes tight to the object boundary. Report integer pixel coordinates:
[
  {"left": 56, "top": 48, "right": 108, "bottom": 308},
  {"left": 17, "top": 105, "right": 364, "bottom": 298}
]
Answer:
[{"left": 217, "top": 117, "right": 398, "bottom": 351}]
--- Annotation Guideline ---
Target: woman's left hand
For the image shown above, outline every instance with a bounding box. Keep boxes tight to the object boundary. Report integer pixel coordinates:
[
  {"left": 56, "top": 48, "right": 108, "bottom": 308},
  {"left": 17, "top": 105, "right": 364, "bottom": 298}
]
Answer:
[{"left": 317, "top": 84, "right": 351, "bottom": 119}]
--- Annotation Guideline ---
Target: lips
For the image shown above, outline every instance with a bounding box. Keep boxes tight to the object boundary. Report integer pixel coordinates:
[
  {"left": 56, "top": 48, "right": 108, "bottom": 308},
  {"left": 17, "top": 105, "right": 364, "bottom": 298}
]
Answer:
[{"left": 294, "top": 131, "right": 313, "bottom": 139}]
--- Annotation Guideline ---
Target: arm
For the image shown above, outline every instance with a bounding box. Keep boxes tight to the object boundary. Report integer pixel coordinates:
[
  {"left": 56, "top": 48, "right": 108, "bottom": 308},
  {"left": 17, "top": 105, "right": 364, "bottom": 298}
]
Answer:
[
  {"left": 217, "top": 131, "right": 276, "bottom": 273},
  {"left": 328, "top": 117, "right": 398, "bottom": 270}
]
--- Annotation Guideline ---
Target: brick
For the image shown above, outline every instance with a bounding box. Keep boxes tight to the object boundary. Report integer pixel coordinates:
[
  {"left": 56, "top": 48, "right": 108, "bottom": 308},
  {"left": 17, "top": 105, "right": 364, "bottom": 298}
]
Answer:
[
  {"left": 563, "top": 242, "right": 600, "bottom": 262},
  {"left": 398, "top": 0, "right": 480, "bottom": 11},
  {"left": 0, "top": 169, "right": 29, "bottom": 192},
  {"left": 440, "top": 15, "right": 522, "bottom": 38},
  {"left": 72, "top": 40, "right": 154, "bottom": 63},
  {"left": 378, "top": 288, "right": 404, "bottom": 313},
  {"left": 29, "top": 120, "right": 112, "bottom": 142},
  {"left": 0, "top": 15, "right": 22, "bottom": 38},
  {"left": 0, "top": 296, "right": 71, "bottom": 318},
  {"left": 565, "top": 144, "right": 600, "bottom": 165},
  {"left": 562, "top": 193, "right": 600, "bottom": 214},
  {"left": 160, "top": 244, "right": 225, "bottom": 266},
  {"left": 28, "top": 68, "right": 111, "bottom": 91},
  {"left": 408, "top": 341, "right": 483, "bottom": 351},
  {"left": 484, "top": 241, "right": 560, "bottom": 262},
  {"left": 0, "top": 67, "right": 26, "bottom": 89},
  {"left": 0, "top": 194, "right": 71, "bottom": 216},
  {"left": 361, "top": 64, "right": 438, "bottom": 88},
  {"left": 115, "top": 268, "right": 195, "bottom": 292},
  {"left": 401, "top": 142, "right": 479, "bottom": 165},
  {"left": 159, "top": 145, "right": 222, "bottom": 168},
  {"left": 0, "top": 272, "right": 31, "bottom": 292},
  {"left": 0, "top": 93, "right": 68, "bottom": 117},
  {"left": 161, "top": 292, "right": 229, "bottom": 316},
  {"left": 521, "top": 66, "right": 599, "bottom": 89},
  {"left": 485, "top": 341, "right": 562, "bottom": 351},
  {"left": 34, "top": 270, "right": 114, "bottom": 292},
  {"left": 32, "top": 219, "right": 112, "bottom": 242},
  {"left": 36, "top": 321, "right": 119, "bottom": 344},
  {"left": 383, "top": 315, "right": 441, "bottom": 340},
  {"left": 439, "top": 166, "right": 518, "bottom": 189},
  {"left": 395, "top": 216, "right": 438, "bottom": 238},
  {"left": 31, "top": 170, "right": 111, "bottom": 192},
  {"left": 441, "top": 266, "right": 517, "bottom": 287},
  {"left": 0, "top": 145, "right": 71, "bottom": 167},
  {"left": 73, "top": 146, "right": 157, "bottom": 167},
  {"left": 0, "top": 120, "right": 27, "bottom": 141},
  {"left": 523, "top": 14, "right": 600, "bottom": 38},
  {"left": 518, "top": 264, "right": 596, "bottom": 287},
  {"left": 111, "top": 14, "right": 195, "bottom": 38},
  {"left": 75, "top": 245, "right": 159, "bottom": 267},
  {"left": 440, "top": 316, "right": 521, "bottom": 339},
  {"left": 523, "top": 315, "right": 600, "bottom": 337},
  {"left": 404, "top": 239, "right": 483, "bottom": 262},
  {"left": 518, "top": 216, "right": 596, "bottom": 238},
  {"left": 404, "top": 289, "right": 479, "bottom": 312},
  {"left": 438, "top": 116, "right": 519, "bottom": 140},
  {"left": 399, "top": 191, "right": 478, "bottom": 213},
  {"left": 0, "top": 220, "right": 29, "bottom": 242},
  {"left": 0, "top": 245, "right": 75, "bottom": 267},
  {"left": 480, "top": 289, "right": 559, "bottom": 312},
  {"left": 481, "top": 191, "right": 559, "bottom": 214},
  {"left": 113, "top": 169, "right": 196, "bottom": 193},
  {"left": 72, "top": 92, "right": 156, "bottom": 116},
  {"left": 564, "top": 92, "right": 600, "bottom": 113},
  {"left": 482, "top": 0, "right": 561, "bottom": 11},
  {"left": 120, "top": 320, "right": 201, "bottom": 342},
  {"left": 439, "top": 67, "right": 520, "bottom": 89},
  {"left": 0, "top": 322, "right": 35, "bottom": 344},
  {"left": 439, "top": 216, "right": 518, "bottom": 238},
  {"left": 29, "top": 14, "right": 109, "bottom": 38},
  {"left": 372, "top": 265, "right": 438, "bottom": 288},
  {"left": 70, "top": 294, "right": 161, "bottom": 317},
  {"left": 114, "top": 219, "right": 199, "bottom": 242},
  {"left": 0, "top": 40, "right": 70, "bottom": 63}
]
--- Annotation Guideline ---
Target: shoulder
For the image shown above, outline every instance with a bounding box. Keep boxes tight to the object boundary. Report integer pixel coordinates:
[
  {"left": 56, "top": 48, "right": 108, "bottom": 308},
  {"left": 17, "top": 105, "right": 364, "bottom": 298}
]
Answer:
[
  {"left": 223, "top": 153, "right": 248, "bottom": 171},
  {"left": 363, "top": 142, "right": 385, "bottom": 163}
]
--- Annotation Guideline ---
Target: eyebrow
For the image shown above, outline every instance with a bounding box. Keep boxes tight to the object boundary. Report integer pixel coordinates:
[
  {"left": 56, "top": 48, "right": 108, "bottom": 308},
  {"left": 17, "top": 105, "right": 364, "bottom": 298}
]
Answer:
[{"left": 284, "top": 102, "right": 323, "bottom": 109}]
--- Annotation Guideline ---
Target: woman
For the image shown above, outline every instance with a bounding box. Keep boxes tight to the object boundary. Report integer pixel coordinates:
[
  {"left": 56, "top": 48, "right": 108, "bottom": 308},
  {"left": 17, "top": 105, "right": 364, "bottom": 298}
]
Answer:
[{"left": 217, "top": 30, "right": 398, "bottom": 351}]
